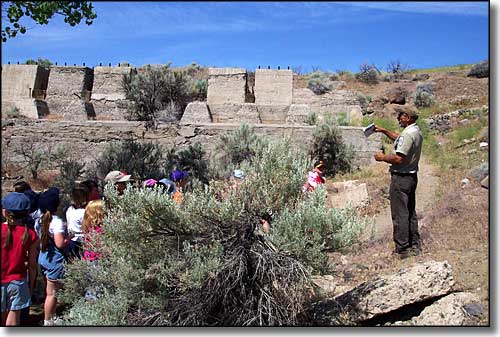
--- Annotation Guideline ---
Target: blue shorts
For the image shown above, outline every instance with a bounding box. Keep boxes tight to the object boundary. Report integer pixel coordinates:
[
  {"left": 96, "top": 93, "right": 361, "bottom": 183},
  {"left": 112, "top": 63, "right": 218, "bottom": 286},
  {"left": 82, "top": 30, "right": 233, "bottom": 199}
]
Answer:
[
  {"left": 38, "top": 247, "right": 66, "bottom": 281},
  {"left": 1, "top": 279, "right": 31, "bottom": 312}
]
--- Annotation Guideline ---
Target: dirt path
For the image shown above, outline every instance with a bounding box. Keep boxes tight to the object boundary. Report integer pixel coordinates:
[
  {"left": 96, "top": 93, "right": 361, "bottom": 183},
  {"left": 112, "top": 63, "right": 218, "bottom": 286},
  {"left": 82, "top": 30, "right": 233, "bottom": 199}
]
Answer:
[
  {"left": 327, "top": 154, "right": 489, "bottom": 324},
  {"left": 373, "top": 155, "right": 439, "bottom": 241}
]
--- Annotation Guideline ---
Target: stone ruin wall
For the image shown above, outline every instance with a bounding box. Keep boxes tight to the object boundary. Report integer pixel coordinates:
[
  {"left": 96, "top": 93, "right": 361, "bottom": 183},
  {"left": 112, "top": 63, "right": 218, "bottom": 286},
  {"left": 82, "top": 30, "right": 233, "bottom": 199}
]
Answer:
[
  {"left": 2, "top": 64, "right": 366, "bottom": 125},
  {"left": 254, "top": 69, "right": 293, "bottom": 124},
  {"left": 1, "top": 119, "right": 381, "bottom": 172},
  {"left": 91, "top": 66, "right": 135, "bottom": 120},
  {"left": 45, "top": 66, "right": 94, "bottom": 120},
  {"left": 1, "top": 64, "right": 50, "bottom": 119},
  {"left": 1, "top": 64, "right": 380, "bottom": 171},
  {"left": 1, "top": 64, "right": 134, "bottom": 121}
]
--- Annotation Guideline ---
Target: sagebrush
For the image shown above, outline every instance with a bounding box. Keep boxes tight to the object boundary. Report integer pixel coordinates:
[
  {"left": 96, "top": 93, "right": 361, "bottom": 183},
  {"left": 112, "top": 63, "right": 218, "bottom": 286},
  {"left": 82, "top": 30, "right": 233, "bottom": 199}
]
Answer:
[{"left": 60, "top": 138, "right": 367, "bottom": 326}]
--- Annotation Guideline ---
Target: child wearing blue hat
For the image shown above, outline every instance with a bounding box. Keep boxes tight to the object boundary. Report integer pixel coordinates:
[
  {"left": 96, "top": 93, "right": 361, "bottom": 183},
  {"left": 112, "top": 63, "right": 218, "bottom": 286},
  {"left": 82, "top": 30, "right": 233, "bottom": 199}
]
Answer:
[
  {"left": 170, "top": 169, "right": 189, "bottom": 204},
  {"left": 1, "top": 192, "right": 39, "bottom": 326}
]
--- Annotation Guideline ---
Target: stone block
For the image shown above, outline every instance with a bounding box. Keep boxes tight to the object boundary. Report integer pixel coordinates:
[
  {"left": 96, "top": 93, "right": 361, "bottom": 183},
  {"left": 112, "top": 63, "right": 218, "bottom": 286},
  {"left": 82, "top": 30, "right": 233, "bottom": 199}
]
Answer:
[
  {"left": 1, "top": 64, "right": 48, "bottom": 100},
  {"left": 408, "top": 292, "right": 482, "bottom": 326},
  {"left": 286, "top": 104, "right": 311, "bottom": 124},
  {"left": 327, "top": 180, "right": 369, "bottom": 209},
  {"left": 257, "top": 105, "right": 289, "bottom": 124},
  {"left": 92, "top": 66, "right": 132, "bottom": 100},
  {"left": 46, "top": 66, "right": 93, "bottom": 97},
  {"left": 2, "top": 65, "right": 49, "bottom": 119},
  {"left": 181, "top": 101, "right": 211, "bottom": 124},
  {"left": 254, "top": 69, "right": 293, "bottom": 106},
  {"left": 235, "top": 103, "right": 261, "bottom": 124},
  {"left": 207, "top": 68, "right": 246, "bottom": 106},
  {"left": 349, "top": 106, "right": 363, "bottom": 125},
  {"left": 313, "top": 260, "right": 456, "bottom": 325},
  {"left": 208, "top": 104, "right": 242, "bottom": 123},
  {"left": 46, "top": 66, "right": 93, "bottom": 119},
  {"left": 91, "top": 99, "right": 133, "bottom": 120}
]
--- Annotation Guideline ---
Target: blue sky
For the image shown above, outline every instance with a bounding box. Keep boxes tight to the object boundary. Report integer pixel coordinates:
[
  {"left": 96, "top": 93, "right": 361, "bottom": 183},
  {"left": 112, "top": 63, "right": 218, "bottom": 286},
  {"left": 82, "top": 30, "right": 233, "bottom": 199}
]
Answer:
[{"left": 1, "top": 1, "right": 489, "bottom": 72}]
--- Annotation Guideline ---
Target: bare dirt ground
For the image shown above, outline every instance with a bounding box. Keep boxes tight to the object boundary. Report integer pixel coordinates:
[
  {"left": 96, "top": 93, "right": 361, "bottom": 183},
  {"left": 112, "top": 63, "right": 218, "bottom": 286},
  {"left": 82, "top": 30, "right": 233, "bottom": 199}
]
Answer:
[{"left": 326, "top": 156, "right": 489, "bottom": 325}]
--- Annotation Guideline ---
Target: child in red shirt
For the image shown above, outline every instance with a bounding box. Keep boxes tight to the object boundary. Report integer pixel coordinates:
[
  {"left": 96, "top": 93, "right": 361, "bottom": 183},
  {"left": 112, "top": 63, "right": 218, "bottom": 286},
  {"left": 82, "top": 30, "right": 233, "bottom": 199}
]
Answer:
[{"left": 1, "top": 192, "right": 39, "bottom": 326}]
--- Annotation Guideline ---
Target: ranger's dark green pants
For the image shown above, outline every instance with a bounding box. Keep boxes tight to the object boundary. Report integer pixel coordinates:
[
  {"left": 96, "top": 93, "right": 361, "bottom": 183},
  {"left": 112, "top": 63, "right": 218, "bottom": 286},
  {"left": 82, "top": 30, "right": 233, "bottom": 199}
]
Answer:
[{"left": 390, "top": 172, "right": 420, "bottom": 252}]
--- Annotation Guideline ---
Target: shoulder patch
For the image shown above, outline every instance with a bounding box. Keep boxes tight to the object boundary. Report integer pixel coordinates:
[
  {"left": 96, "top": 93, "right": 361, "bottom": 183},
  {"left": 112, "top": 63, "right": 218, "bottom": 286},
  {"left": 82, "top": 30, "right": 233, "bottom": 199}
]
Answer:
[{"left": 398, "top": 136, "right": 404, "bottom": 148}]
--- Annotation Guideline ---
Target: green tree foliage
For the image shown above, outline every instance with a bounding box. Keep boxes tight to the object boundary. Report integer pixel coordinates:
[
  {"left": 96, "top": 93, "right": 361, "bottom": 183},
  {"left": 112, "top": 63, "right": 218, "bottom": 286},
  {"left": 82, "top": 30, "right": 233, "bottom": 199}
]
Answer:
[
  {"left": 414, "top": 82, "right": 436, "bottom": 108},
  {"left": 25, "top": 57, "right": 52, "bottom": 67},
  {"left": 12, "top": 139, "right": 65, "bottom": 180},
  {"left": 166, "top": 143, "right": 210, "bottom": 186},
  {"left": 91, "top": 137, "right": 210, "bottom": 188},
  {"left": 355, "top": 62, "right": 380, "bottom": 85},
  {"left": 2, "top": 1, "right": 97, "bottom": 42},
  {"left": 309, "top": 117, "right": 356, "bottom": 176},
  {"left": 60, "top": 138, "right": 367, "bottom": 326},
  {"left": 210, "top": 123, "right": 264, "bottom": 178},
  {"left": 122, "top": 64, "right": 208, "bottom": 124},
  {"left": 92, "top": 137, "right": 165, "bottom": 182},
  {"left": 307, "top": 71, "right": 339, "bottom": 95}
]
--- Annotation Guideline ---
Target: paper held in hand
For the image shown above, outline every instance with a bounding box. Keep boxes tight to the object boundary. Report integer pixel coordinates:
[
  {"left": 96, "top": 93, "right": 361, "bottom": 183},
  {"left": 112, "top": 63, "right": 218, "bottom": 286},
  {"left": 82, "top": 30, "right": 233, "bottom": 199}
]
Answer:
[{"left": 363, "top": 123, "right": 375, "bottom": 137}]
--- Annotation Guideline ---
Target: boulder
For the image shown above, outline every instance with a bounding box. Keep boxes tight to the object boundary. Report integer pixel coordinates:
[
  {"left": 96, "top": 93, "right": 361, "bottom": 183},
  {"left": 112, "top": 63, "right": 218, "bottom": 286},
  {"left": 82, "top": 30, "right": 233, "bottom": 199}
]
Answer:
[
  {"left": 385, "top": 86, "right": 408, "bottom": 105},
  {"left": 408, "top": 292, "right": 483, "bottom": 326},
  {"left": 327, "top": 180, "right": 369, "bottom": 209},
  {"left": 467, "top": 61, "right": 489, "bottom": 78},
  {"left": 365, "top": 96, "right": 388, "bottom": 115},
  {"left": 412, "top": 73, "right": 430, "bottom": 82},
  {"left": 178, "top": 126, "right": 196, "bottom": 138},
  {"left": 461, "top": 178, "right": 470, "bottom": 189},
  {"left": 480, "top": 176, "right": 489, "bottom": 189},
  {"left": 312, "top": 261, "right": 455, "bottom": 324},
  {"left": 311, "top": 275, "right": 337, "bottom": 296},
  {"left": 470, "top": 162, "right": 488, "bottom": 181}
]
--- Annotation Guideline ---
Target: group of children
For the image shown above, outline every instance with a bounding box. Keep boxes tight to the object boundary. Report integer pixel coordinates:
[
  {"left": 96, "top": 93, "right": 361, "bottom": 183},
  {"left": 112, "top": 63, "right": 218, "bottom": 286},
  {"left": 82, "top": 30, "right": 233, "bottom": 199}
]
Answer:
[
  {"left": 1, "top": 163, "right": 324, "bottom": 326},
  {"left": 1, "top": 180, "right": 106, "bottom": 326}
]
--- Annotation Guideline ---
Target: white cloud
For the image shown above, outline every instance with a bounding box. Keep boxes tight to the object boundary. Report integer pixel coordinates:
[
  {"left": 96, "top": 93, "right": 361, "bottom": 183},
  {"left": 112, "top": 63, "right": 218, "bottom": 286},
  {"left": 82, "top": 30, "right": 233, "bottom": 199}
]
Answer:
[{"left": 335, "top": 1, "right": 488, "bottom": 16}]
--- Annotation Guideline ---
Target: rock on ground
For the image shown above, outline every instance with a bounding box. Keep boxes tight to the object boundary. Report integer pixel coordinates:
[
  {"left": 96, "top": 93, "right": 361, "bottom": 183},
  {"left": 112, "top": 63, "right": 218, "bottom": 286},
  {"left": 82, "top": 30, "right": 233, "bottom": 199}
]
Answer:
[
  {"left": 396, "top": 292, "right": 483, "bottom": 326},
  {"left": 312, "top": 260, "right": 455, "bottom": 325}
]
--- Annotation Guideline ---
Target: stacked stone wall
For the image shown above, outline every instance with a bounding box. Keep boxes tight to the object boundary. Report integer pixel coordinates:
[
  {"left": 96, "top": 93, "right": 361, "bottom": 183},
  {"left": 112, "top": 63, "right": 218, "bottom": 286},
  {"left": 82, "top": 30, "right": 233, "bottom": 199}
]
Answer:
[
  {"left": 45, "top": 66, "right": 94, "bottom": 120},
  {"left": 254, "top": 69, "right": 293, "bottom": 123},
  {"left": 91, "top": 66, "right": 134, "bottom": 120},
  {"left": 2, "top": 119, "right": 381, "bottom": 169},
  {"left": 293, "top": 88, "right": 364, "bottom": 122},
  {"left": 206, "top": 68, "right": 249, "bottom": 122},
  {"left": 1, "top": 64, "right": 49, "bottom": 118}
]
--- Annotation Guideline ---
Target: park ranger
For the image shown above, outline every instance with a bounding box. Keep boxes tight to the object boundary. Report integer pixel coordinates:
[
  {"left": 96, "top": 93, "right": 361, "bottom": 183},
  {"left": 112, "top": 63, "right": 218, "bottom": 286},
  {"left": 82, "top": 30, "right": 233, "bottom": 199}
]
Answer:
[{"left": 373, "top": 106, "right": 423, "bottom": 259}]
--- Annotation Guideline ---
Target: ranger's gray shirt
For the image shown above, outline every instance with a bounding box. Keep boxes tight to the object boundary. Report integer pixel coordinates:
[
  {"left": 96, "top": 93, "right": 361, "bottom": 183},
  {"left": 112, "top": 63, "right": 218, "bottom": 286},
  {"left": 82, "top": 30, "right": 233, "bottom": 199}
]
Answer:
[{"left": 390, "top": 123, "right": 423, "bottom": 174}]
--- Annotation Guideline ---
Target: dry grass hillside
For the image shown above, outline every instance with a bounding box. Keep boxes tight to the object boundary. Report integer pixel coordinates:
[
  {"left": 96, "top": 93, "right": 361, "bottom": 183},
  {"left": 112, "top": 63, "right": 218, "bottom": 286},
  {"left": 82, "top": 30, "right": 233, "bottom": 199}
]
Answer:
[{"left": 313, "top": 63, "right": 490, "bottom": 325}]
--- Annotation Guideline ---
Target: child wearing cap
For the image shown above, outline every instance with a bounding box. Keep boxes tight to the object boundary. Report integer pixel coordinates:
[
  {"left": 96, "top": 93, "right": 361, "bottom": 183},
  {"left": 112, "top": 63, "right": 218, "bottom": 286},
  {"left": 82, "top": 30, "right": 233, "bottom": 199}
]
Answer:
[
  {"left": 36, "top": 187, "right": 74, "bottom": 326},
  {"left": 104, "top": 171, "right": 132, "bottom": 195},
  {"left": 1, "top": 192, "right": 39, "bottom": 326},
  {"left": 170, "top": 169, "right": 188, "bottom": 205}
]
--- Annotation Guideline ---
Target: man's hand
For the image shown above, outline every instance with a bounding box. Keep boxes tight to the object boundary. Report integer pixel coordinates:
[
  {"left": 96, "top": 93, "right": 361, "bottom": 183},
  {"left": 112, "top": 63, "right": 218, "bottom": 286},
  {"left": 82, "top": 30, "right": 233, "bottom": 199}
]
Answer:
[
  {"left": 374, "top": 125, "right": 385, "bottom": 133},
  {"left": 374, "top": 125, "right": 399, "bottom": 141},
  {"left": 374, "top": 152, "right": 385, "bottom": 161}
]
